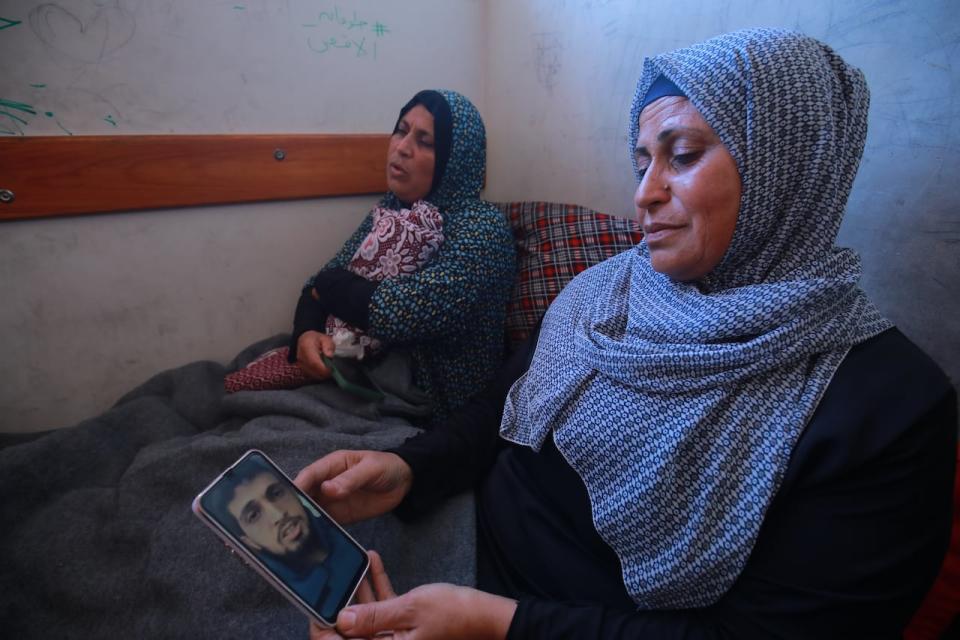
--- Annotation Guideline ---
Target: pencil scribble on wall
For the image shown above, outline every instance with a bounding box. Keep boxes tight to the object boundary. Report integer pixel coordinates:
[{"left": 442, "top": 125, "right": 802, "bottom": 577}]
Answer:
[
  {"left": 28, "top": 1, "right": 135, "bottom": 64},
  {"left": 534, "top": 32, "right": 562, "bottom": 92}
]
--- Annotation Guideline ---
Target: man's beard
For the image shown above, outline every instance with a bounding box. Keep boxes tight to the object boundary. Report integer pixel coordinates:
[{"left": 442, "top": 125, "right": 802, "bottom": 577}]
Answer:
[{"left": 264, "top": 519, "right": 328, "bottom": 577}]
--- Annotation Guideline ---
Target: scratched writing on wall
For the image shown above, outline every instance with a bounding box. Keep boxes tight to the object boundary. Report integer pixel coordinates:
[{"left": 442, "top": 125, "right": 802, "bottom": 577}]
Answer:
[{"left": 302, "top": 5, "right": 390, "bottom": 60}]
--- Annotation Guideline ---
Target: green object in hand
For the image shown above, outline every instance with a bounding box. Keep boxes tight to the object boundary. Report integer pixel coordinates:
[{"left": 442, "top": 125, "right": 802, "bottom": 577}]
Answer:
[{"left": 321, "top": 355, "right": 385, "bottom": 403}]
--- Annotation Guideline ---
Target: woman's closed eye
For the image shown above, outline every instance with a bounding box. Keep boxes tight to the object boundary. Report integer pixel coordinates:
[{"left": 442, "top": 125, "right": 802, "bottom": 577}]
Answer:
[
  {"left": 635, "top": 152, "right": 698, "bottom": 178},
  {"left": 634, "top": 147, "right": 701, "bottom": 178},
  {"left": 392, "top": 126, "right": 433, "bottom": 149},
  {"left": 672, "top": 150, "right": 702, "bottom": 167}
]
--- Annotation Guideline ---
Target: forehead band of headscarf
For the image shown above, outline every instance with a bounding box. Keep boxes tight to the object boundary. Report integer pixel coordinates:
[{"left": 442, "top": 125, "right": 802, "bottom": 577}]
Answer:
[{"left": 640, "top": 74, "right": 687, "bottom": 112}]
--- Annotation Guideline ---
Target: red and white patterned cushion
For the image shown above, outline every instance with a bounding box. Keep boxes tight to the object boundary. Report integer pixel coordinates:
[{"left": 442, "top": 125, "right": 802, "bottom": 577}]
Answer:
[
  {"left": 223, "top": 347, "right": 312, "bottom": 393},
  {"left": 498, "top": 202, "right": 643, "bottom": 348}
]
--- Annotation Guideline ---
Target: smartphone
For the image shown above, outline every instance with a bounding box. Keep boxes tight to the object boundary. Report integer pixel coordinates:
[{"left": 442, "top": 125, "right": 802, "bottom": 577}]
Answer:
[{"left": 192, "top": 449, "right": 369, "bottom": 627}]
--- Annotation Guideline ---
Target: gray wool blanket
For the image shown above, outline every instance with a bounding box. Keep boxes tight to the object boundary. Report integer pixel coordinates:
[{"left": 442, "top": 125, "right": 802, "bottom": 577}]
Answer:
[{"left": 0, "top": 335, "right": 475, "bottom": 639}]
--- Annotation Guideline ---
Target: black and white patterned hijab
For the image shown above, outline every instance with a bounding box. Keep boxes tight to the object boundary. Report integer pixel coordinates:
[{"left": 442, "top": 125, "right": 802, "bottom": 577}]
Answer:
[{"left": 500, "top": 29, "right": 891, "bottom": 609}]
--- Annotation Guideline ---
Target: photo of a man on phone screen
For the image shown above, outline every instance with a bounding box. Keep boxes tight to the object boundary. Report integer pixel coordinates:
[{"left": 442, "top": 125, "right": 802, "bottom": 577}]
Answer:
[{"left": 204, "top": 457, "right": 359, "bottom": 619}]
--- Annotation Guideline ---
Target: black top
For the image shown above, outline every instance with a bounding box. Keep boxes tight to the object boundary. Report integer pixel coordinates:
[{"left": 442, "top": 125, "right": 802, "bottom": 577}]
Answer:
[{"left": 391, "top": 328, "right": 957, "bottom": 639}]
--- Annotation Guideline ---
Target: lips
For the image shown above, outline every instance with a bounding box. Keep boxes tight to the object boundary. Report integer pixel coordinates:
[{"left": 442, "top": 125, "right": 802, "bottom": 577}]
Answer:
[
  {"left": 278, "top": 517, "right": 304, "bottom": 545},
  {"left": 643, "top": 222, "right": 684, "bottom": 243},
  {"left": 388, "top": 162, "right": 408, "bottom": 179}
]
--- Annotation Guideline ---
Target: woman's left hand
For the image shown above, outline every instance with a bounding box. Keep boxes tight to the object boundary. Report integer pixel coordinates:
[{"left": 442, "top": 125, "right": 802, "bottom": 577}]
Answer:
[{"left": 309, "top": 551, "right": 517, "bottom": 640}]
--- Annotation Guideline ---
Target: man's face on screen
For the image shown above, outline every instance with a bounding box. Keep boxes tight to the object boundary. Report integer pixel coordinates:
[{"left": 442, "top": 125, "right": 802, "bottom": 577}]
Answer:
[{"left": 228, "top": 471, "right": 311, "bottom": 556}]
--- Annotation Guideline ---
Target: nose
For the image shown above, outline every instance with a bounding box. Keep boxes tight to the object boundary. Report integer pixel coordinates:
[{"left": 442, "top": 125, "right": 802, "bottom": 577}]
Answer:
[
  {"left": 264, "top": 502, "right": 285, "bottom": 524},
  {"left": 633, "top": 166, "right": 669, "bottom": 215},
  {"left": 396, "top": 131, "right": 414, "bottom": 157}
]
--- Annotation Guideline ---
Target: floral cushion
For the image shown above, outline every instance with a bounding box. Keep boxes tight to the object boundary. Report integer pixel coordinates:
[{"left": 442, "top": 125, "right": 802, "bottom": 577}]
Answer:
[{"left": 497, "top": 201, "right": 643, "bottom": 348}]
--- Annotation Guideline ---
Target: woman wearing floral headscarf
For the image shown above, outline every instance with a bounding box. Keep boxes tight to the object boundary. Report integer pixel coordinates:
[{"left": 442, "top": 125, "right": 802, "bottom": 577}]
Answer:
[
  {"left": 298, "top": 30, "right": 956, "bottom": 639},
  {"left": 289, "top": 90, "right": 516, "bottom": 421}
]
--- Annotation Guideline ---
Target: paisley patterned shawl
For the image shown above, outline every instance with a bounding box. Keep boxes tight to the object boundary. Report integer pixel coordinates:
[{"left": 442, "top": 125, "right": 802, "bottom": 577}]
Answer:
[{"left": 500, "top": 29, "right": 892, "bottom": 609}]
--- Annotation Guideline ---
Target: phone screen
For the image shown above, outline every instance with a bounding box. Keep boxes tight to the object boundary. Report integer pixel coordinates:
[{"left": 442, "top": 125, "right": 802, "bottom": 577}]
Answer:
[{"left": 192, "top": 450, "right": 369, "bottom": 625}]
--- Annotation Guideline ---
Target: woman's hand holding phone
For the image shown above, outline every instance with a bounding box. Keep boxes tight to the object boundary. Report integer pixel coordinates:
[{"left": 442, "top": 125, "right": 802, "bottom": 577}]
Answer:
[
  {"left": 310, "top": 549, "right": 395, "bottom": 640},
  {"left": 294, "top": 450, "right": 413, "bottom": 525},
  {"left": 310, "top": 551, "right": 517, "bottom": 640}
]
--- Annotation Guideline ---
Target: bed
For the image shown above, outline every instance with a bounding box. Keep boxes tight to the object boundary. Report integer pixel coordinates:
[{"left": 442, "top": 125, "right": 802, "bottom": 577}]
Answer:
[{"left": 0, "top": 202, "right": 642, "bottom": 638}]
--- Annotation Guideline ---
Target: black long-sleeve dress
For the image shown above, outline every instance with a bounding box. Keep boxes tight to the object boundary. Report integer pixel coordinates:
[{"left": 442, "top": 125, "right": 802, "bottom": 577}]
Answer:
[{"left": 391, "top": 327, "right": 957, "bottom": 639}]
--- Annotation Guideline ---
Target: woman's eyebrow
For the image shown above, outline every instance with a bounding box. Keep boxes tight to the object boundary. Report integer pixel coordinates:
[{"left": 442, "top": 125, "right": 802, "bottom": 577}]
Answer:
[
  {"left": 658, "top": 126, "right": 709, "bottom": 143},
  {"left": 636, "top": 126, "right": 711, "bottom": 155},
  {"left": 399, "top": 117, "right": 433, "bottom": 137}
]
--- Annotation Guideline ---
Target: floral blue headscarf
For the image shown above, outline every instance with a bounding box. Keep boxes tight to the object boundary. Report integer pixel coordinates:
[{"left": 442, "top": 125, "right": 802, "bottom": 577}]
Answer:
[
  {"left": 380, "top": 89, "right": 489, "bottom": 213},
  {"left": 501, "top": 29, "right": 891, "bottom": 609}
]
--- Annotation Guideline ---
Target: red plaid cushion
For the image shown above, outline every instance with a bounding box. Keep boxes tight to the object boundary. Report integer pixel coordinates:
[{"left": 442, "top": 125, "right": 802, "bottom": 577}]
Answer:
[
  {"left": 224, "top": 347, "right": 313, "bottom": 393},
  {"left": 497, "top": 202, "right": 643, "bottom": 348}
]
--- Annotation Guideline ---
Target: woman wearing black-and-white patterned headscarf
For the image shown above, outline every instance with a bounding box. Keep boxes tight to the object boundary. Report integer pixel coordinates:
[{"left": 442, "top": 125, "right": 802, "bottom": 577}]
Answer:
[{"left": 299, "top": 29, "right": 956, "bottom": 640}]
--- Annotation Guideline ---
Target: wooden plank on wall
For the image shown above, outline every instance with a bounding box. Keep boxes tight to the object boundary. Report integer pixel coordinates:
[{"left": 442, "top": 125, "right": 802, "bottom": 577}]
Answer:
[{"left": 0, "top": 134, "right": 390, "bottom": 221}]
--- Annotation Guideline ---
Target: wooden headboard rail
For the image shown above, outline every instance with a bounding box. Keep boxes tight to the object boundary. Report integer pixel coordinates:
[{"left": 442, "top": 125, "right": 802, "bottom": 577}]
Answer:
[{"left": 0, "top": 134, "right": 390, "bottom": 221}]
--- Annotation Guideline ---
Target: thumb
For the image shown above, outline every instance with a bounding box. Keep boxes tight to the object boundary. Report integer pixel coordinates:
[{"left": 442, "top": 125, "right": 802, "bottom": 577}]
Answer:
[
  {"left": 322, "top": 339, "right": 336, "bottom": 358},
  {"left": 337, "top": 598, "right": 411, "bottom": 637}
]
